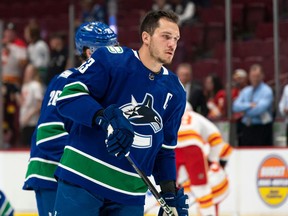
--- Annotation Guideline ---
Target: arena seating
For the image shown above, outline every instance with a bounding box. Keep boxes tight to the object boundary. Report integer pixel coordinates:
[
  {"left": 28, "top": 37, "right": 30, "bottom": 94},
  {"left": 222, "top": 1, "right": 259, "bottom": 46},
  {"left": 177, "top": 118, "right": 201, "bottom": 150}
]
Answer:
[{"left": 1, "top": 0, "right": 287, "bottom": 83}]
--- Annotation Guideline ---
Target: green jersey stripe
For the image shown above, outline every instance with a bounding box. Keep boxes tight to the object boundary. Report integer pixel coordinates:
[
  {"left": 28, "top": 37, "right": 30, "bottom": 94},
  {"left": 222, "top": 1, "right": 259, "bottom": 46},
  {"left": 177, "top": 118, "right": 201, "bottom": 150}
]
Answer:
[
  {"left": 64, "top": 81, "right": 89, "bottom": 91},
  {"left": 58, "top": 81, "right": 89, "bottom": 101},
  {"left": 0, "top": 199, "right": 6, "bottom": 215},
  {"left": 25, "top": 158, "right": 58, "bottom": 180},
  {"left": 66, "top": 146, "right": 141, "bottom": 177},
  {"left": 60, "top": 146, "right": 147, "bottom": 195},
  {"left": 5, "top": 206, "right": 14, "bottom": 216},
  {"left": 36, "top": 122, "right": 68, "bottom": 145},
  {"left": 0, "top": 199, "right": 12, "bottom": 216},
  {"left": 58, "top": 92, "right": 89, "bottom": 101},
  {"left": 58, "top": 163, "right": 147, "bottom": 196}
]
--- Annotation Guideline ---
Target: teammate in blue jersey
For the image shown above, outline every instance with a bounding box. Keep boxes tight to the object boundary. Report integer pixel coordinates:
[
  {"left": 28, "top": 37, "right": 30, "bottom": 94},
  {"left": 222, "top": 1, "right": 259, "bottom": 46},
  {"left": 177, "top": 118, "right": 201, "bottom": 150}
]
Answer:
[
  {"left": 22, "top": 22, "right": 118, "bottom": 216},
  {"left": 54, "top": 10, "right": 189, "bottom": 216},
  {"left": 0, "top": 190, "right": 14, "bottom": 216}
]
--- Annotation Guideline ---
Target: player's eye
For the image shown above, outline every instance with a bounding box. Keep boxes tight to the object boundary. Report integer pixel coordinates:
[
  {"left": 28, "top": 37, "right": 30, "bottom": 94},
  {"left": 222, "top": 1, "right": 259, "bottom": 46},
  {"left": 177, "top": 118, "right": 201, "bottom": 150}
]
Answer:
[{"left": 162, "top": 34, "right": 171, "bottom": 40}]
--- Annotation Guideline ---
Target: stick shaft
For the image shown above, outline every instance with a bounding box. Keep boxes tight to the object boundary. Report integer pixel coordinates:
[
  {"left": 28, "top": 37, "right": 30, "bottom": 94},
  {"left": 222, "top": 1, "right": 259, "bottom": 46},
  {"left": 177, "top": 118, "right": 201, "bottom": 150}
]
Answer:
[{"left": 126, "top": 155, "right": 175, "bottom": 216}]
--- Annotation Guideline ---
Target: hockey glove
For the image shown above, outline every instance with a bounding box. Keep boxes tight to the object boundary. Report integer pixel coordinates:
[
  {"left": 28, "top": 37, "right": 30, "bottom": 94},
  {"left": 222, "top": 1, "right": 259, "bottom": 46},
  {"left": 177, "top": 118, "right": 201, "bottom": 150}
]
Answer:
[
  {"left": 95, "top": 105, "right": 134, "bottom": 159},
  {"left": 158, "top": 188, "right": 189, "bottom": 216}
]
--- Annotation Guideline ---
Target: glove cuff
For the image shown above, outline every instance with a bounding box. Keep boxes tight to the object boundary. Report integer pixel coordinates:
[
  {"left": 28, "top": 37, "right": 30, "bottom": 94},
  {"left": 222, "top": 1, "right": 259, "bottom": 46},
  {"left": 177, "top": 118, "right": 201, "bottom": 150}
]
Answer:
[
  {"left": 93, "top": 109, "right": 104, "bottom": 125},
  {"left": 95, "top": 108, "right": 108, "bottom": 128},
  {"left": 160, "top": 180, "right": 177, "bottom": 194},
  {"left": 95, "top": 109, "right": 104, "bottom": 117}
]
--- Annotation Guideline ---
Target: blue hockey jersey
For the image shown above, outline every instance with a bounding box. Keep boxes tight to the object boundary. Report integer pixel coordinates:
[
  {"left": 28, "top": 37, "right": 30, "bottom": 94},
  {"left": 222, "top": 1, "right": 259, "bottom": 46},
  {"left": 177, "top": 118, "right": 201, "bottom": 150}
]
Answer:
[
  {"left": 56, "top": 46, "right": 186, "bottom": 205},
  {"left": 23, "top": 70, "right": 75, "bottom": 190}
]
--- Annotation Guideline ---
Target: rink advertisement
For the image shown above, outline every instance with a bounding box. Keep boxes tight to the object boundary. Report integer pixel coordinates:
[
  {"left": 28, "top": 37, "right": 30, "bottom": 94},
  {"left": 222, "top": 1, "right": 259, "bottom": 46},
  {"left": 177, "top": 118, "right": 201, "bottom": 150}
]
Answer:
[
  {"left": 257, "top": 155, "right": 288, "bottom": 207},
  {"left": 0, "top": 148, "right": 288, "bottom": 216}
]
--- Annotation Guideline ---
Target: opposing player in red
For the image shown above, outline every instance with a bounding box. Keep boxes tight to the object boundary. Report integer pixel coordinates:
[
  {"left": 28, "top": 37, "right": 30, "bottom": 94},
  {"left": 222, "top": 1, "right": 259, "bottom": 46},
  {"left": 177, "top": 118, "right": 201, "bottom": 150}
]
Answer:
[{"left": 176, "top": 102, "right": 232, "bottom": 216}]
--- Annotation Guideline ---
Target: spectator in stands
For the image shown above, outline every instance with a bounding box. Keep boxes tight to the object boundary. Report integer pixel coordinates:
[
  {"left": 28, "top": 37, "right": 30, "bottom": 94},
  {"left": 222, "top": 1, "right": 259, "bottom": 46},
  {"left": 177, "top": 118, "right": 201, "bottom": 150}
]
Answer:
[
  {"left": 169, "top": 0, "right": 196, "bottom": 26},
  {"left": 204, "top": 73, "right": 224, "bottom": 120},
  {"left": 278, "top": 83, "right": 288, "bottom": 146},
  {"left": 1, "top": 22, "right": 27, "bottom": 148},
  {"left": 152, "top": 0, "right": 171, "bottom": 11},
  {"left": 2, "top": 82, "right": 21, "bottom": 148},
  {"left": 46, "top": 33, "right": 68, "bottom": 85},
  {"left": 233, "top": 64, "right": 274, "bottom": 146},
  {"left": 232, "top": 68, "right": 248, "bottom": 95},
  {"left": 215, "top": 68, "right": 248, "bottom": 119},
  {"left": 19, "top": 64, "right": 44, "bottom": 147},
  {"left": 2, "top": 22, "right": 27, "bottom": 86},
  {"left": 24, "top": 22, "right": 50, "bottom": 85},
  {"left": 176, "top": 63, "right": 208, "bottom": 116},
  {"left": 231, "top": 69, "right": 248, "bottom": 146}
]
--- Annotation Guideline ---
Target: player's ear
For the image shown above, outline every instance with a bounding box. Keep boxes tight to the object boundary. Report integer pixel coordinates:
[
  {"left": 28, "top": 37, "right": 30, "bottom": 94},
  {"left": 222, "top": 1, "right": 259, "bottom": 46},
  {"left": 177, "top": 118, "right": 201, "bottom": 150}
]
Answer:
[
  {"left": 141, "top": 31, "right": 150, "bottom": 45},
  {"left": 86, "top": 49, "right": 92, "bottom": 59}
]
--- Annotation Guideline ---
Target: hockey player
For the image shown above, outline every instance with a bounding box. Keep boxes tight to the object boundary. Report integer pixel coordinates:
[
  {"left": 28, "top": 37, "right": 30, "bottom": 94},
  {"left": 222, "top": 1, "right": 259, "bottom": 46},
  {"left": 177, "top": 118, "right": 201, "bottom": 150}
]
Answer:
[
  {"left": 54, "top": 10, "right": 189, "bottom": 216},
  {"left": 0, "top": 190, "right": 14, "bottom": 216},
  {"left": 22, "top": 22, "right": 118, "bottom": 216},
  {"left": 176, "top": 102, "right": 232, "bottom": 216}
]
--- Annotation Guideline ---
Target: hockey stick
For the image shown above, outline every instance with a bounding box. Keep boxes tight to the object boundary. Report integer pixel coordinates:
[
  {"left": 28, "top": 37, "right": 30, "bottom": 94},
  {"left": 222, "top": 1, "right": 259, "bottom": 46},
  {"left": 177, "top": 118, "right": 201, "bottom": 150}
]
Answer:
[
  {"left": 144, "top": 177, "right": 197, "bottom": 215},
  {"left": 126, "top": 154, "right": 176, "bottom": 216},
  {"left": 144, "top": 192, "right": 196, "bottom": 214}
]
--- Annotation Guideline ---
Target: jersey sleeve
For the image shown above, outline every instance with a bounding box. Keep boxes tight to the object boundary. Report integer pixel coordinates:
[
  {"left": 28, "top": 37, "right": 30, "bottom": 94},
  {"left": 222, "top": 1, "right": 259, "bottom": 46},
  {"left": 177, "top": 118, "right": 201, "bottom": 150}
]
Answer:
[
  {"left": 199, "top": 114, "right": 225, "bottom": 162},
  {"left": 36, "top": 118, "right": 72, "bottom": 161},
  {"left": 152, "top": 148, "right": 176, "bottom": 184},
  {"left": 34, "top": 76, "right": 72, "bottom": 161},
  {"left": 56, "top": 48, "right": 111, "bottom": 127}
]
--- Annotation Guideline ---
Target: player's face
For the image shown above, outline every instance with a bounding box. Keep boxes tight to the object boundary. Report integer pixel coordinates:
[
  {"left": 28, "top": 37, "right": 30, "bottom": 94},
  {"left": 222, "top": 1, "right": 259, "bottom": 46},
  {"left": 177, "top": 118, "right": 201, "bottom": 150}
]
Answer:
[{"left": 149, "top": 18, "right": 180, "bottom": 65}]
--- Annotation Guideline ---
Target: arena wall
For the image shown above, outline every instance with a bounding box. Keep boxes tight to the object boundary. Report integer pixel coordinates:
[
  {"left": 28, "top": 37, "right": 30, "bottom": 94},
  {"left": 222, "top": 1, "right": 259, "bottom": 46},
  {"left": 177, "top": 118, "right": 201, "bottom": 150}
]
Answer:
[{"left": 0, "top": 148, "right": 287, "bottom": 216}]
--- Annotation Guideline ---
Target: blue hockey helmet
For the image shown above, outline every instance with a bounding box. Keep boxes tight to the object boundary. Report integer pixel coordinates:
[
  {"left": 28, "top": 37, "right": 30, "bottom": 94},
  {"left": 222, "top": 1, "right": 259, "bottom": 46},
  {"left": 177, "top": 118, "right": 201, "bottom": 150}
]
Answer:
[{"left": 75, "top": 21, "right": 118, "bottom": 55}]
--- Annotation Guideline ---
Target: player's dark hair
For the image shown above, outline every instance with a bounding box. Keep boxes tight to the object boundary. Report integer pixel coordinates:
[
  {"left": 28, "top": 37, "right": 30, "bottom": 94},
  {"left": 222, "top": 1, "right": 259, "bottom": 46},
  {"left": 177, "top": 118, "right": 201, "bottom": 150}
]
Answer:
[
  {"left": 140, "top": 10, "right": 179, "bottom": 37},
  {"left": 80, "top": 46, "right": 90, "bottom": 61}
]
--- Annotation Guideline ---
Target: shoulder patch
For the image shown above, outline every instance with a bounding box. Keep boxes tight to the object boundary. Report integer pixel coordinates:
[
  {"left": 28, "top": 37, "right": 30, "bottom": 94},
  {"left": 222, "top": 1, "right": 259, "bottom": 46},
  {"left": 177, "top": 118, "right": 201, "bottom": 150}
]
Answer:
[
  {"left": 106, "top": 46, "right": 123, "bottom": 54},
  {"left": 59, "top": 70, "right": 73, "bottom": 78}
]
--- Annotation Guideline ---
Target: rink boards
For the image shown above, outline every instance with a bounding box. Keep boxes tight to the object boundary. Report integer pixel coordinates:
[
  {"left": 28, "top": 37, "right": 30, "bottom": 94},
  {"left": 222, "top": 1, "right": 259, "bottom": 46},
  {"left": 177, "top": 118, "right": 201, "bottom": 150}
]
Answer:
[{"left": 0, "top": 148, "right": 287, "bottom": 216}]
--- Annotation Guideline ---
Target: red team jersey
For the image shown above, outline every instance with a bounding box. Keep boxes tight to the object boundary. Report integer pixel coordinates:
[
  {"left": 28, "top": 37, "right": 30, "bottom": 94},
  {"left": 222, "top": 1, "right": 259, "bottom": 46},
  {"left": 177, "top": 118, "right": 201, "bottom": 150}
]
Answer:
[{"left": 176, "top": 104, "right": 232, "bottom": 210}]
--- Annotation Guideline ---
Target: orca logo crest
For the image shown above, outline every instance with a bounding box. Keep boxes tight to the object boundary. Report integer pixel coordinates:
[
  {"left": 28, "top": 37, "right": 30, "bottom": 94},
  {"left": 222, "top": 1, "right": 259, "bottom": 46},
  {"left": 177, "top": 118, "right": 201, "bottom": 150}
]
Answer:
[{"left": 121, "top": 94, "right": 163, "bottom": 133}]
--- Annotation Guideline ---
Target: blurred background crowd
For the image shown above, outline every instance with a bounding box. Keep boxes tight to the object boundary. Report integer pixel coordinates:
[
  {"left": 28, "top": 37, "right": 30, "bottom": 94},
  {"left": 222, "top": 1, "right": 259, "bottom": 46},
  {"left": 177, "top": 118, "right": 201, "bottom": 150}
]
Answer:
[{"left": 1, "top": 0, "right": 288, "bottom": 149}]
